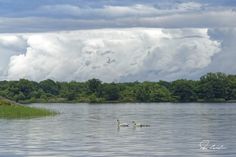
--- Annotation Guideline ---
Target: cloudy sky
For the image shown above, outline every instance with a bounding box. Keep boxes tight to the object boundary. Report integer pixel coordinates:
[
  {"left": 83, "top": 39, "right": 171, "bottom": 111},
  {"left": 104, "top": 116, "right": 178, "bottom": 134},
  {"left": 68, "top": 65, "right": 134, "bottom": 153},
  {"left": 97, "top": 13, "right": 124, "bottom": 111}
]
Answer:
[{"left": 0, "top": 0, "right": 236, "bottom": 82}]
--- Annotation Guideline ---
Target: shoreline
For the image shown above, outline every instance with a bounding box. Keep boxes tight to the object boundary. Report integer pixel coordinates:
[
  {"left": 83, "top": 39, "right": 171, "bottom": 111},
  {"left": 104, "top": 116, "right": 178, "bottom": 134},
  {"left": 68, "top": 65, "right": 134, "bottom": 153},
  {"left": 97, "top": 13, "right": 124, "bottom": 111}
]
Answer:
[
  {"left": 23, "top": 99, "right": 236, "bottom": 104},
  {"left": 0, "top": 98, "right": 57, "bottom": 119},
  {"left": 1, "top": 72, "right": 235, "bottom": 105}
]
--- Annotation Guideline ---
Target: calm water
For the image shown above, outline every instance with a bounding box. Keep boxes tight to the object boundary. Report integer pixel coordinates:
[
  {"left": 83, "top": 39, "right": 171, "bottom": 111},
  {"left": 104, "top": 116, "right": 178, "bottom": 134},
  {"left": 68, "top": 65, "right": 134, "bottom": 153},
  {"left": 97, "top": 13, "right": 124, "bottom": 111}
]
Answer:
[{"left": 0, "top": 103, "right": 236, "bottom": 157}]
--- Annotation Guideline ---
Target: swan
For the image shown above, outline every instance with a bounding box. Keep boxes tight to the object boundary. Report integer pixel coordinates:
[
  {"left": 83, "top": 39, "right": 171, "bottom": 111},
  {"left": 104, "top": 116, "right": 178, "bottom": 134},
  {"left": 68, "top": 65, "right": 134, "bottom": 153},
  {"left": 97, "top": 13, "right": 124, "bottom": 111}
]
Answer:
[
  {"left": 117, "top": 119, "right": 129, "bottom": 127},
  {"left": 132, "top": 121, "right": 150, "bottom": 127}
]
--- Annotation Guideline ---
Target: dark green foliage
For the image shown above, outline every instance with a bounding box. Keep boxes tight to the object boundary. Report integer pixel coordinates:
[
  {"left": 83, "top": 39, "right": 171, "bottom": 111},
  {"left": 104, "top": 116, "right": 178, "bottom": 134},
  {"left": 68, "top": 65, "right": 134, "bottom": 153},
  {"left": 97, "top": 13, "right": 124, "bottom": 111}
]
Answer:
[
  {"left": 135, "top": 82, "right": 172, "bottom": 102},
  {"left": 0, "top": 72, "right": 235, "bottom": 103},
  {"left": 171, "top": 80, "right": 197, "bottom": 102},
  {"left": 227, "top": 75, "right": 236, "bottom": 100},
  {"left": 87, "top": 79, "right": 102, "bottom": 94},
  {"left": 39, "top": 79, "right": 59, "bottom": 96},
  {"left": 135, "top": 83, "right": 150, "bottom": 102},
  {"left": 198, "top": 73, "right": 230, "bottom": 101},
  {"left": 102, "top": 83, "right": 120, "bottom": 101}
]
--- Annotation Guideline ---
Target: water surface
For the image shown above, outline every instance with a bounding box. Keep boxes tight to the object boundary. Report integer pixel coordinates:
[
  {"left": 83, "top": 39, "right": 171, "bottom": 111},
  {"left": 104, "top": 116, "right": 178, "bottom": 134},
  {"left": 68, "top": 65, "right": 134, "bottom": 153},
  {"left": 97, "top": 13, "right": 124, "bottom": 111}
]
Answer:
[{"left": 0, "top": 103, "right": 236, "bottom": 157}]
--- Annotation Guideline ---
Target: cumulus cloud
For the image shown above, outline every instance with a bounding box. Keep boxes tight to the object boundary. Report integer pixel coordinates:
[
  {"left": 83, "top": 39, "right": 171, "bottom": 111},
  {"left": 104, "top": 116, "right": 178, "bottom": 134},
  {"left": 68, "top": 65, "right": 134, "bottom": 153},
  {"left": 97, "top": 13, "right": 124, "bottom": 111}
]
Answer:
[
  {"left": 206, "top": 28, "right": 236, "bottom": 74},
  {"left": 0, "top": 1, "right": 235, "bottom": 82},
  {"left": 0, "top": 35, "right": 27, "bottom": 79},
  {"left": 1, "top": 28, "right": 221, "bottom": 82}
]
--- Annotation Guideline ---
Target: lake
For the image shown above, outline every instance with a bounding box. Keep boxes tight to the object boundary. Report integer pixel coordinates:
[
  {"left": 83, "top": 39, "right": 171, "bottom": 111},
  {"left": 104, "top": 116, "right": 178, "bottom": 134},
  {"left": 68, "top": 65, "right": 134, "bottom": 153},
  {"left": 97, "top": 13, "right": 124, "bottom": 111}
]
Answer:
[{"left": 0, "top": 103, "right": 236, "bottom": 157}]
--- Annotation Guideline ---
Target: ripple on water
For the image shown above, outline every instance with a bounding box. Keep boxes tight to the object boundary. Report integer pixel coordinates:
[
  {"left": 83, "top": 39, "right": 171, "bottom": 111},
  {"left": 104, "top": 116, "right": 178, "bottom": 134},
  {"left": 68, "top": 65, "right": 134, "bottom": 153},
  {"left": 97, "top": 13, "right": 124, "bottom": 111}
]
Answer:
[{"left": 0, "top": 103, "right": 236, "bottom": 157}]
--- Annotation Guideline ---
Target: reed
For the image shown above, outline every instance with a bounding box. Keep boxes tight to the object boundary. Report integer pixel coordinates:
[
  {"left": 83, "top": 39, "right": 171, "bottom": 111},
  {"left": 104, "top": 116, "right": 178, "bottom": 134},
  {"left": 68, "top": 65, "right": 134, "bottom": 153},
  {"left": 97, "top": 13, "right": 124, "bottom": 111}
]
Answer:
[{"left": 0, "top": 99, "right": 56, "bottom": 119}]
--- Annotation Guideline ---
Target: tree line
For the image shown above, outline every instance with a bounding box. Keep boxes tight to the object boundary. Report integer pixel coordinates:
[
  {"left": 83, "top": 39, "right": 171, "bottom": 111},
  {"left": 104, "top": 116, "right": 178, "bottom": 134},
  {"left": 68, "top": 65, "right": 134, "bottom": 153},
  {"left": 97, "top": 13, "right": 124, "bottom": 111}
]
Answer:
[{"left": 0, "top": 72, "right": 235, "bottom": 103}]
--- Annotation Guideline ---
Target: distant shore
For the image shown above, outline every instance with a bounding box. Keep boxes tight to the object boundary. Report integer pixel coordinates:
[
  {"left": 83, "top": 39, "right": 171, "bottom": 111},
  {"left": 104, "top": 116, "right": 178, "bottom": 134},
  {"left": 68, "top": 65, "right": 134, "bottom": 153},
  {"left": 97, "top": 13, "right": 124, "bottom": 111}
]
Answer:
[
  {"left": 0, "top": 72, "right": 235, "bottom": 104},
  {"left": 17, "top": 98, "right": 236, "bottom": 104}
]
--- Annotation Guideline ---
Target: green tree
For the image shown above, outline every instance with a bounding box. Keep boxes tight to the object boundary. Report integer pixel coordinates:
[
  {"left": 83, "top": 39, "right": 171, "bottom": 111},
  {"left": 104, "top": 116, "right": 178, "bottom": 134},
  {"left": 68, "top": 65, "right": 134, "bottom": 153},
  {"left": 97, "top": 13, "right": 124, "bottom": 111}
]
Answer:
[
  {"left": 87, "top": 79, "right": 102, "bottom": 95},
  {"left": 135, "top": 83, "right": 150, "bottom": 102},
  {"left": 199, "top": 72, "right": 229, "bottom": 100},
  {"left": 102, "top": 83, "right": 120, "bottom": 101},
  {"left": 39, "top": 79, "right": 59, "bottom": 96},
  {"left": 171, "top": 80, "right": 197, "bottom": 102},
  {"left": 0, "top": 72, "right": 235, "bottom": 103},
  {"left": 150, "top": 84, "right": 172, "bottom": 102},
  {"left": 225, "top": 75, "right": 236, "bottom": 100}
]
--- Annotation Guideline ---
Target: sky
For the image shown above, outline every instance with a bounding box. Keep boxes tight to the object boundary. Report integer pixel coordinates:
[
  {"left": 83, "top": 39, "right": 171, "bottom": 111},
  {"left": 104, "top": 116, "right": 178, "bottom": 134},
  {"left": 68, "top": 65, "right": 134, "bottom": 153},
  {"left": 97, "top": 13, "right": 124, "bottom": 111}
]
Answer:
[{"left": 0, "top": 0, "right": 236, "bottom": 82}]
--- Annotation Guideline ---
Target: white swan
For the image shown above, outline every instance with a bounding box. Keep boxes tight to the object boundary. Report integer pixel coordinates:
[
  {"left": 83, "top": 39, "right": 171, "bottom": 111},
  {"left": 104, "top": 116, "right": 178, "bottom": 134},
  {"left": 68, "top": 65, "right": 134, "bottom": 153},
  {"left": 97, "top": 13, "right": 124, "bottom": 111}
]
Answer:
[
  {"left": 132, "top": 121, "right": 150, "bottom": 127},
  {"left": 117, "top": 119, "right": 129, "bottom": 127}
]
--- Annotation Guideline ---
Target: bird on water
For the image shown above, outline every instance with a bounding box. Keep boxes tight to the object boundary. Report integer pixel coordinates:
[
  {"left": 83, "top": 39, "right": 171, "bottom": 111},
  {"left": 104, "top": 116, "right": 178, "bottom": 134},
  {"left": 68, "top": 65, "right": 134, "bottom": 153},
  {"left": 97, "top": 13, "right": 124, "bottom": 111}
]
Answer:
[
  {"left": 117, "top": 119, "right": 129, "bottom": 127},
  {"left": 132, "top": 121, "right": 150, "bottom": 127}
]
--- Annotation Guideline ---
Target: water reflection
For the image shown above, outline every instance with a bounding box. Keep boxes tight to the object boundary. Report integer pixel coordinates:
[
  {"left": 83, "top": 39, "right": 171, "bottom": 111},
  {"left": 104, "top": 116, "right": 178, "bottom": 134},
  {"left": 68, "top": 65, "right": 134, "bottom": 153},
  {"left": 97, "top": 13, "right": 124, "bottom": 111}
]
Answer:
[{"left": 0, "top": 103, "right": 236, "bottom": 156}]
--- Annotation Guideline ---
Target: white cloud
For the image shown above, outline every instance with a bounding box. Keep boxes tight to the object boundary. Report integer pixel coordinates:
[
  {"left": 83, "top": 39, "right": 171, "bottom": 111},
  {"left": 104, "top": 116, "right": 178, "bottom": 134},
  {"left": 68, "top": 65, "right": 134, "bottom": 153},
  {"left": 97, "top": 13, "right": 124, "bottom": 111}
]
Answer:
[
  {"left": 0, "top": 35, "right": 27, "bottom": 79},
  {"left": 101, "top": 4, "right": 158, "bottom": 17},
  {"left": 176, "top": 2, "right": 203, "bottom": 11},
  {"left": 205, "top": 28, "right": 236, "bottom": 74},
  {"left": 1, "top": 9, "right": 236, "bottom": 33},
  {"left": 1, "top": 1, "right": 236, "bottom": 32},
  {"left": 2, "top": 28, "right": 221, "bottom": 82},
  {"left": 38, "top": 2, "right": 205, "bottom": 18},
  {"left": 120, "top": 29, "right": 221, "bottom": 81}
]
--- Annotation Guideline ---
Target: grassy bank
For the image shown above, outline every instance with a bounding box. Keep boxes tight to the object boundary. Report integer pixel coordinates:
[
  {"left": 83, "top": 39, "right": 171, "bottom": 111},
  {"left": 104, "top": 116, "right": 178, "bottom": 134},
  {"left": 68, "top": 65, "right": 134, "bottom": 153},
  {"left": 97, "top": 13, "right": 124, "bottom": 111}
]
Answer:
[{"left": 0, "top": 98, "right": 57, "bottom": 119}]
